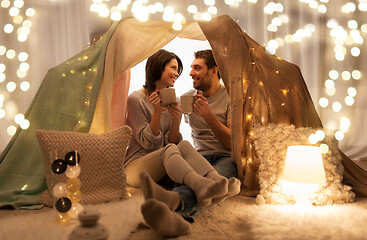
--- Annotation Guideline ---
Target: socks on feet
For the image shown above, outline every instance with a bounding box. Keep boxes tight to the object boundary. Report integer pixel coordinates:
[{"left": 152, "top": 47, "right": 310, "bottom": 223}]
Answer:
[
  {"left": 141, "top": 199, "right": 191, "bottom": 237},
  {"left": 139, "top": 171, "right": 181, "bottom": 211},
  {"left": 212, "top": 177, "right": 241, "bottom": 204},
  {"left": 183, "top": 171, "right": 228, "bottom": 207}
]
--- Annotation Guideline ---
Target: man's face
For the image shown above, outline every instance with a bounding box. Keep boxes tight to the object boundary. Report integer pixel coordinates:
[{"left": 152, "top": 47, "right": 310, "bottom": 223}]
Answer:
[{"left": 189, "top": 58, "right": 212, "bottom": 91}]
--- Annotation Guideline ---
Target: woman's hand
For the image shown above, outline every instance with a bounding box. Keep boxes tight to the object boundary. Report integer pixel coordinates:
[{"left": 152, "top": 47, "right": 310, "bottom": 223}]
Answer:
[
  {"left": 166, "top": 104, "right": 181, "bottom": 123},
  {"left": 166, "top": 103, "right": 181, "bottom": 144},
  {"left": 148, "top": 90, "right": 162, "bottom": 112}
]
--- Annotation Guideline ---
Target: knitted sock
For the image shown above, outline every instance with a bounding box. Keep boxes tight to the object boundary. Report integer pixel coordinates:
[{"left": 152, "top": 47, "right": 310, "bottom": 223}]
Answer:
[
  {"left": 139, "top": 171, "right": 181, "bottom": 211},
  {"left": 183, "top": 171, "right": 228, "bottom": 207},
  {"left": 141, "top": 199, "right": 191, "bottom": 237},
  {"left": 212, "top": 177, "right": 241, "bottom": 204}
]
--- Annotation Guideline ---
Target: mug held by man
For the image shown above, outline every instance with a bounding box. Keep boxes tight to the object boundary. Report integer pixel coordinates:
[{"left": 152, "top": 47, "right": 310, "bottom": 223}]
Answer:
[{"left": 180, "top": 95, "right": 195, "bottom": 113}]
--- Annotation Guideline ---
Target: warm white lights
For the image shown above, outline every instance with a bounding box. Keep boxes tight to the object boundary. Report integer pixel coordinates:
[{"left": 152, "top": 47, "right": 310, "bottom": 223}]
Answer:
[
  {"left": 329, "top": 70, "right": 339, "bottom": 79},
  {"left": 319, "top": 97, "right": 329, "bottom": 108},
  {"left": 347, "top": 87, "right": 357, "bottom": 97},
  {"left": 1, "top": 2, "right": 35, "bottom": 137},
  {"left": 342, "top": 71, "right": 351, "bottom": 80},
  {"left": 332, "top": 101, "right": 342, "bottom": 112},
  {"left": 352, "top": 70, "right": 361, "bottom": 80},
  {"left": 187, "top": 5, "right": 198, "bottom": 13},
  {"left": 335, "top": 131, "right": 344, "bottom": 140}
]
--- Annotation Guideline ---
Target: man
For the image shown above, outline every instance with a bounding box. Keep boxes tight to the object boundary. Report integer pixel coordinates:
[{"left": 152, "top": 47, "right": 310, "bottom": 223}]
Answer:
[{"left": 139, "top": 50, "right": 240, "bottom": 237}]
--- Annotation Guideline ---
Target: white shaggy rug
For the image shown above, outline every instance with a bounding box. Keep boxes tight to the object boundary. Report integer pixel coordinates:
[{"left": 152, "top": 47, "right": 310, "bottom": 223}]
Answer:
[
  {"left": 247, "top": 204, "right": 367, "bottom": 240},
  {"left": 0, "top": 195, "right": 144, "bottom": 240},
  {"left": 2, "top": 193, "right": 367, "bottom": 240}
]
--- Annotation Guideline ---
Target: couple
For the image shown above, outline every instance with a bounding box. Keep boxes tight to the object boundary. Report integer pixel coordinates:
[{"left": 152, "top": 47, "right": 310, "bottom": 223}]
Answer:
[{"left": 124, "top": 49, "right": 240, "bottom": 237}]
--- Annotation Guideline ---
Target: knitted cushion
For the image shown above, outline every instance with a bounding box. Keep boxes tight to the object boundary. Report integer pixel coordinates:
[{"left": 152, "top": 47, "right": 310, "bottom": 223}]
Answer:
[
  {"left": 36, "top": 126, "right": 132, "bottom": 206},
  {"left": 250, "top": 123, "right": 355, "bottom": 205}
]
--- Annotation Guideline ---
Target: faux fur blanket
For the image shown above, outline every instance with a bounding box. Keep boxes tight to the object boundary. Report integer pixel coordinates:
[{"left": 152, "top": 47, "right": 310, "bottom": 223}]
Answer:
[
  {"left": 2, "top": 193, "right": 367, "bottom": 240},
  {"left": 0, "top": 195, "right": 144, "bottom": 240}
]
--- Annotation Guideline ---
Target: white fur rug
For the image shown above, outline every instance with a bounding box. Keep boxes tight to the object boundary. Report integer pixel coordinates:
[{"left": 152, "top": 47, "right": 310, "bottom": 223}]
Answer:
[
  {"left": 0, "top": 195, "right": 144, "bottom": 240},
  {"left": 247, "top": 204, "right": 367, "bottom": 240},
  {"left": 2, "top": 193, "right": 367, "bottom": 240}
]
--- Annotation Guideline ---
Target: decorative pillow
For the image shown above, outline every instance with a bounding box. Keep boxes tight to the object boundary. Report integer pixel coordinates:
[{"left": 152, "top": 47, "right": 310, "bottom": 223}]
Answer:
[
  {"left": 250, "top": 123, "right": 355, "bottom": 205},
  {"left": 36, "top": 126, "right": 132, "bottom": 206}
]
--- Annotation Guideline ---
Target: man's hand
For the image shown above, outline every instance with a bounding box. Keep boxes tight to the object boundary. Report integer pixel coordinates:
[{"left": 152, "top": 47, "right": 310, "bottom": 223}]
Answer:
[{"left": 193, "top": 94, "right": 211, "bottom": 117}]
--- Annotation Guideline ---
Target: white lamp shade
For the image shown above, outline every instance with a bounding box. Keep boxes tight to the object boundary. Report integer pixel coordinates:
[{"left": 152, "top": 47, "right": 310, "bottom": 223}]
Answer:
[{"left": 280, "top": 145, "right": 326, "bottom": 184}]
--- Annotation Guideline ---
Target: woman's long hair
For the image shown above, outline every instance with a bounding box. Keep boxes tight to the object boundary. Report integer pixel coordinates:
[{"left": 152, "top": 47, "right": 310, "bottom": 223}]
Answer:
[{"left": 144, "top": 49, "right": 183, "bottom": 93}]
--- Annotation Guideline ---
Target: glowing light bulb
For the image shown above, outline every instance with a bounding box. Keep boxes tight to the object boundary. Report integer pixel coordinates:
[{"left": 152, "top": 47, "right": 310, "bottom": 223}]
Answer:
[
  {"left": 18, "top": 52, "right": 28, "bottom": 61},
  {"left": 351, "top": 47, "right": 360, "bottom": 57},
  {"left": 4, "top": 23, "right": 14, "bottom": 33},
  {"left": 326, "top": 87, "right": 336, "bottom": 96},
  {"left": 6, "top": 49, "right": 16, "bottom": 59},
  {"left": 320, "top": 144, "right": 329, "bottom": 153},
  {"left": 352, "top": 70, "right": 361, "bottom": 80},
  {"left": 0, "top": 109, "right": 5, "bottom": 119},
  {"left": 342, "top": 71, "right": 351, "bottom": 80},
  {"left": 187, "top": 5, "right": 198, "bottom": 13},
  {"left": 9, "top": 7, "right": 20, "bottom": 16},
  {"left": 315, "top": 130, "right": 325, "bottom": 141},
  {"left": 20, "top": 119, "right": 30, "bottom": 129},
  {"left": 335, "top": 131, "right": 344, "bottom": 140},
  {"left": 6, "top": 82, "right": 16, "bottom": 92},
  {"left": 332, "top": 101, "right": 342, "bottom": 112},
  {"left": 324, "top": 79, "right": 334, "bottom": 88},
  {"left": 0, "top": 73, "right": 5, "bottom": 82},
  {"left": 14, "top": 113, "right": 24, "bottom": 124},
  {"left": 347, "top": 87, "right": 357, "bottom": 97},
  {"left": 7, "top": 125, "right": 17, "bottom": 136},
  {"left": 172, "top": 22, "right": 182, "bottom": 31},
  {"left": 345, "top": 96, "right": 354, "bottom": 106},
  {"left": 319, "top": 97, "right": 329, "bottom": 108},
  {"left": 202, "top": 12, "right": 211, "bottom": 21},
  {"left": 308, "top": 134, "right": 318, "bottom": 144},
  {"left": 329, "top": 70, "right": 339, "bottom": 80},
  {"left": 25, "top": 8, "right": 35, "bottom": 17},
  {"left": 0, "top": 63, "right": 5, "bottom": 73}
]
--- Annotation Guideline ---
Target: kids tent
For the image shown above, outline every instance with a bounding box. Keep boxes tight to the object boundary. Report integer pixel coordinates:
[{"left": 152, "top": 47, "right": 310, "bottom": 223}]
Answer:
[{"left": 0, "top": 15, "right": 366, "bottom": 209}]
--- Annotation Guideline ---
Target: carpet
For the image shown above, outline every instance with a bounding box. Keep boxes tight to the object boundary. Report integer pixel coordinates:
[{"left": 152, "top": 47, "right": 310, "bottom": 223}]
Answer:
[
  {"left": 129, "top": 195, "right": 367, "bottom": 240},
  {"left": 0, "top": 195, "right": 144, "bottom": 240},
  {"left": 2, "top": 193, "right": 367, "bottom": 240},
  {"left": 247, "top": 203, "right": 367, "bottom": 240}
]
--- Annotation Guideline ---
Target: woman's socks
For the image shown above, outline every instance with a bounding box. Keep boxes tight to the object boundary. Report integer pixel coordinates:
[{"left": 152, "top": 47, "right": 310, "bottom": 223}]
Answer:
[
  {"left": 139, "top": 171, "right": 181, "bottom": 211},
  {"left": 141, "top": 199, "right": 190, "bottom": 237},
  {"left": 183, "top": 171, "right": 228, "bottom": 207}
]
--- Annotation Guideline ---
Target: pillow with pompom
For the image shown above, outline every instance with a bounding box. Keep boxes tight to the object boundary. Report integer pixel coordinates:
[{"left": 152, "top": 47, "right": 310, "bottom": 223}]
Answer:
[
  {"left": 36, "top": 126, "right": 132, "bottom": 206},
  {"left": 250, "top": 123, "right": 355, "bottom": 205}
]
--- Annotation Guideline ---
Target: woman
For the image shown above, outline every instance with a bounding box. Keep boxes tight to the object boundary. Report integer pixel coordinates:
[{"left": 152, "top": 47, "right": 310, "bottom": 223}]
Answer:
[{"left": 125, "top": 49, "right": 229, "bottom": 208}]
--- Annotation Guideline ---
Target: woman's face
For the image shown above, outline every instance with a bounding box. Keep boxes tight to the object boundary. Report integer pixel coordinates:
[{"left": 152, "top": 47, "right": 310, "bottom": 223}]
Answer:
[{"left": 155, "top": 58, "right": 179, "bottom": 90}]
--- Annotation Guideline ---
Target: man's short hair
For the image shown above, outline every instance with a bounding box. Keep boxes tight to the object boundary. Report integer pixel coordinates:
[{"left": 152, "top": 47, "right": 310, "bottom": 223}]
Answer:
[{"left": 194, "top": 49, "right": 221, "bottom": 79}]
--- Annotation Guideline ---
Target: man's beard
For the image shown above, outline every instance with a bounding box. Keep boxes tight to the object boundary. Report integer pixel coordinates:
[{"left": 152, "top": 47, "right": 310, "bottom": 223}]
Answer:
[{"left": 194, "top": 74, "right": 211, "bottom": 91}]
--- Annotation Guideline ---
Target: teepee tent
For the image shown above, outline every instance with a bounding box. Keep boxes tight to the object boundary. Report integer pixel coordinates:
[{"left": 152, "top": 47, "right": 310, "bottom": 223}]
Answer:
[{"left": 0, "top": 15, "right": 366, "bottom": 209}]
